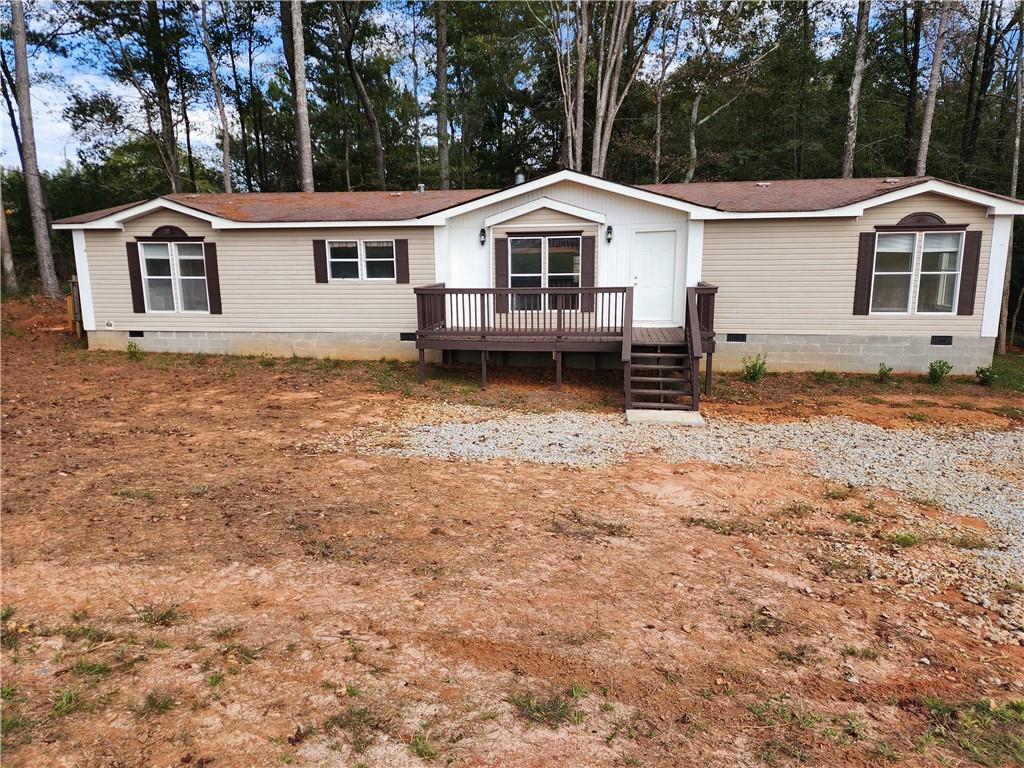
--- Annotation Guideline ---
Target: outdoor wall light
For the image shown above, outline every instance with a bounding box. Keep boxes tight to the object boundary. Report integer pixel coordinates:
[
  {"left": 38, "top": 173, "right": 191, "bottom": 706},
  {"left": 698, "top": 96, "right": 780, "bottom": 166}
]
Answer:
[
  {"left": 605, "top": 225, "right": 614, "bottom": 243},
  {"left": 479, "top": 228, "right": 487, "bottom": 246}
]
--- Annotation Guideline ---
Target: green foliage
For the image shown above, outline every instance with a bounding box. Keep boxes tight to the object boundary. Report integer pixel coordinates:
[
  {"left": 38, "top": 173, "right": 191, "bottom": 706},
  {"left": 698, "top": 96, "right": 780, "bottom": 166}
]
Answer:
[
  {"left": 975, "top": 366, "right": 996, "bottom": 386},
  {"left": 877, "top": 363, "right": 894, "bottom": 384},
  {"left": 927, "top": 360, "right": 953, "bottom": 384},
  {"left": 125, "top": 341, "right": 143, "bottom": 361},
  {"left": 741, "top": 354, "right": 768, "bottom": 382}
]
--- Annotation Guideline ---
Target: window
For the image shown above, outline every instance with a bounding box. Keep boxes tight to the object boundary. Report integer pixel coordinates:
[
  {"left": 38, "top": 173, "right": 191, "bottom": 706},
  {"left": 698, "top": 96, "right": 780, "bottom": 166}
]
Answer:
[
  {"left": 508, "top": 235, "right": 581, "bottom": 310},
  {"left": 328, "top": 240, "right": 396, "bottom": 281},
  {"left": 917, "top": 232, "right": 962, "bottom": 313},
  {"left": 870, "top": 231, "right": 964, "bottom": 315},
  {"left": 140, "top": 242, "right": 209, "bottom": 313},
  {"left": 870, "top": 233, "right": 914, "bottom": 313}
]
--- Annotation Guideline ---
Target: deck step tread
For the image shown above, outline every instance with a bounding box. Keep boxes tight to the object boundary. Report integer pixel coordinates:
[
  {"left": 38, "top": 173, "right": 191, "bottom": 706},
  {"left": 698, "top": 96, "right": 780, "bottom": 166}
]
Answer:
[
  {"left": 630, "top": 351, "right": 688, "bottom": 359},
  {"left": 626, "top": 401, "right": 696, "bottom": 411},
  {"left": 629, "top": 363, "right": 690, "bottom": 371},
  {"left": 629, "top": 388, "right": 692, "bottom": 397},
  {"left": 629, "top": 377, "right": 689, "bottom": 384}
]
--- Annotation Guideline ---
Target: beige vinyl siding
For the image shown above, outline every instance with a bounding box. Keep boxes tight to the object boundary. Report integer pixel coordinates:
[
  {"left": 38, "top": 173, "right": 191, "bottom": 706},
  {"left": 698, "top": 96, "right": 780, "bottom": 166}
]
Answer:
[
  {"left": 702, "top": 193, "right": 993, "bottom": 336},
  {"left": 84, "top": 210, "right": 433, "bottom": 333}
]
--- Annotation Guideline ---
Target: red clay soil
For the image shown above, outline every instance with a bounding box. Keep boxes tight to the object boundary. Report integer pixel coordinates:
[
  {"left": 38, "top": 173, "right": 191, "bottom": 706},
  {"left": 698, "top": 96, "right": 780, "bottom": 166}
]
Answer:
[{"left": 2, "top": 299, "right": 1022, "bottom": 768}]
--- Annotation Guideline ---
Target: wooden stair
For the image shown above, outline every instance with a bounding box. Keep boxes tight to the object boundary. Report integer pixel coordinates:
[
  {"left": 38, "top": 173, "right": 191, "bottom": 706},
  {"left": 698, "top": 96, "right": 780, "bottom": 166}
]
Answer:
[{"left": 625, "top": 340, "right": 698, "bottom": 411}]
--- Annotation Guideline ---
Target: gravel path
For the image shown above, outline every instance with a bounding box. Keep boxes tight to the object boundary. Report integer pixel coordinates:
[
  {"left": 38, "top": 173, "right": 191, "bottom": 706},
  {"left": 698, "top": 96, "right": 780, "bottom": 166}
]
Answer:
[{"left": 311, "top": 403, "right": 1024, "bottom": 641}]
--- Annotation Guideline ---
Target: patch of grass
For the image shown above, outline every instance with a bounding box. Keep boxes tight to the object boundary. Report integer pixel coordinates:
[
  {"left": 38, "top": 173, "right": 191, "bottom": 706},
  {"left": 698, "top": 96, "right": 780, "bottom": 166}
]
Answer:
[
  {"left": 945, "top": 533, "right": 989, "bottom": 550},
  {"left": 558, "top": 629, "right": 612, "bottom": 646},
  {"left": 905, "top": 411, "right": 930, "bottom": 422},
  {"left": 739, "top": 607, "right": 786, "bottom": 637},
  {"left": 780, "top": 501, "right": 815, "bottom": 518},
  {"left": 345, "top": 682, "right": 360, "bottom": 697},
  {"left": 210, "top": 624, "right": 240, "bottom": 641},
  {"left": 139, "top": 689, "right": 174, "bottom": 716},
  {"left": 409, "top": 729, "right": 437, "bottom": 760},
  {"left": 61, "top": 625, "right": 117, "bottom": 644},
  {"left": 991, "top": 353, "right": 1024, "bottom": 392},
  {"left": 1, "top": 683, "right": 17, "bottom": 701},
  {"left": 841, "top": 512, "right": 868, "bottom": 524},
  {"left": 812, "top": 370, "right": 838, "bottom": 384},
  {"left": 748, "top": 696, "right": 819, "bottom": 729},
  {"left": 684, "top": 516, "right": 762, "bottom": 536},
  {"left": 840, "top": 645, "right": 879, "bottom": 661},
  {"left": 302, "top": 538, "right": 339, "bottom": 560},
  {"left": 884, "top": 531, "right": 922, "bottom": 547},
  {"left": 323, "top": 706, "right": 390, "bottom": 754},
  {"left": 71, "top": 660, "right": 111, "bottom": 678},
  {"left": 223, "top": 642, "right": 259, "bottom": 666},
  {"left": 758, "top": 736, "right": 808, "bottom": 766},
  {"left": 205, "top": 672, "right": 224, "bottom": 687},
  {"left": 112, "top": 486, "right": 157, "bottom": 502},
  {"left": 508, "top": 689, "right": 583, "bottom": 728},
  {"left": 918, "top": 697, "right": 1024, "bottom": 767},
  {"left": 51, "top": 688, "right": 81, "bottom": 716},
  {"left": 822, "top": 484, "right": 856, "bottom": 501},
  {"left": 777, "top": 644, "right": 815, "bottom": 666},
  {"left": 258, "top": 356, "right": 277, "bottom": 368},
  {"left": 130, "top": 601, "right": 181, "bottom": 627},
  {"left": 872, "top": 740, "right": 901, "bottom": 762}
]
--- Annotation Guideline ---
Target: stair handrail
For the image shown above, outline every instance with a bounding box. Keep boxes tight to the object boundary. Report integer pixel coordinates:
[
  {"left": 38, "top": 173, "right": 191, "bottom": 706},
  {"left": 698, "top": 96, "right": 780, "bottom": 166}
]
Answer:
[
  {"left": 685, "top": 286, "right": 703, "bottom": 359},
  {"left": 621, "top": 286, "right": 634, "bottom": 362}
]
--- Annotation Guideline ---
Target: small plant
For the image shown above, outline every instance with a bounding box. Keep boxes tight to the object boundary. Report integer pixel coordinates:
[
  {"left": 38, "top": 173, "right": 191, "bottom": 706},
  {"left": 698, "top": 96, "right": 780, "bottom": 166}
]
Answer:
[
  {"left": 812, "top": 369, "right": 838, "bottom": 384},
  {"left": 884, "top": 531, "right": 921, "bottom": 547},
  {"left": 741, "top": 353, "right": 768, "bottom": 382},
  {"left": 51, "top": 688, "right": 81, "bottom": 716},
  {"left": 72, "top": 660, "right": 111, "bottom": 678},
  {"left": 206, "top": 672, "right": 224, "bottom": 687},
  {"left": 409, "top": 729, "right": 437, "bottom": 760},
  {"left": 840, "top": 645, "right": 879, "bottom": 661},
  {"left": 975, "top": 366, "right": 996, "bottom": 386},
  {"left": 125, "top": 340, "right": 143, "bottom": 360},
  {"left": 877, "top": 363, "right": 894, "bottom": 383},
  {"left": 927, "top": 359, "right": 953, "bottom": 384},
  {"left": 905, "top": 411, "right": 929, "bottom": 422},
  {"left": 778, "top": 644, "right": 815, "bottom": 666},
  {"left": 139, "top": 689, "right": 174, "bottom": 715},
  {"left": 840, "top": 512, "right": 868, "bottom": 524},
  {"left": 507, "top": 690, "right": 582, "bottom": 727},
  {"left": 130, "top": 601, "right": 181, "bottom": 627},
  {"left": 345, "top": 682, "right": 360, "bottom": 697}
]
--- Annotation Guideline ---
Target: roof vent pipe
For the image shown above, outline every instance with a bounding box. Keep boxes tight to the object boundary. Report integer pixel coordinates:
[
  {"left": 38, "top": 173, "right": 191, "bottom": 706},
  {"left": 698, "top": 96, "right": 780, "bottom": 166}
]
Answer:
[{"left": 416, "top": 183, "right": 425, "bottom": 193}]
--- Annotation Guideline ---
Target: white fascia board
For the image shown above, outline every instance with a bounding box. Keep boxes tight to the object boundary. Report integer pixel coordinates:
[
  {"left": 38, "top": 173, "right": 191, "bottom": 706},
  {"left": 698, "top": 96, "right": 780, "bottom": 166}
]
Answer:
[
  {"left": 71, "top": 229, "right": 96, "bottom": 331},
  {"left": 420, "top": 169, "right": 714, "bottom": 223},
  {"left": 981, "top": 214, "right": 1013, "bottom": 338},
  {"left": 483, "top": 196, "right": 606, "bottom": 228},
  {"left": 52, "top": 197, "right": 223, "bottom": 230}
]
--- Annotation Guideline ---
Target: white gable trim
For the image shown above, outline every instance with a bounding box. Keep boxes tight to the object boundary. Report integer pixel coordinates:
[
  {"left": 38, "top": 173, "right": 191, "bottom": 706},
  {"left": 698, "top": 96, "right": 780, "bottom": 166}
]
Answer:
[
  {"left": 982, "top": 214, "right": 1013, "bottom": 337},
  {"left": 483, "top": 197, "right": 606, "bottom": 228}
]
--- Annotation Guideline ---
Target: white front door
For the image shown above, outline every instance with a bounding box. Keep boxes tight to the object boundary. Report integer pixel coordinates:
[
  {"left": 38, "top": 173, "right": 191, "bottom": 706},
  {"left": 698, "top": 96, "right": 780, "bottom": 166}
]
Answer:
[{"left": 631, "top": 230, "right": 678, "bottom": 325}]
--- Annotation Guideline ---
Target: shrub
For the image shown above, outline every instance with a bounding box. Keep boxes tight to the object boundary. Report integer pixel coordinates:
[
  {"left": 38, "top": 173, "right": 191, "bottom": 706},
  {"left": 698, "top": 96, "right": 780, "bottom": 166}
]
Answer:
[
  {"left": 741, "top": 354, "right": 768, "bottom": 382},
  {"left": 975, "top": 366, "right": 996, "bottom": 386},
  {"left": 927, "top": 360, "right": 953, "bottom": 384},
  {"left": 125, "top": 340, "right": 143, "bottom": 360},
  {"left": 877, "top": 363, "right": 893, "bottom": 383}
]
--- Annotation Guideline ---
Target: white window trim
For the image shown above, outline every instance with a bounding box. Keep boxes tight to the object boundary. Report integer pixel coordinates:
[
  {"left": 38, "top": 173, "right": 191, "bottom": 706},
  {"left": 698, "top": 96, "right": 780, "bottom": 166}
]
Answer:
[
  {"left": 327, "top": 239, "right": 397, "bottom": 282},
  {"left": 868, "top": 230, "right": 964, "bottom": 316},
  {"left": 140, "top": 241, "right": 211, "bottom": 314},
  {"left": 508, "top": 234, "right": 583, "bottom": 312}
]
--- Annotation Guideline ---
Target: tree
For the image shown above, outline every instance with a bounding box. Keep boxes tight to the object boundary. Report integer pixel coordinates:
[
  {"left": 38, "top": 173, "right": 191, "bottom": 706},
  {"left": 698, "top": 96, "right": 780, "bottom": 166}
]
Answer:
[
  {"left": 649, "top": 4, "right": 684, "bottom": 183},
  {"left": 901, "top": 1, "right": 923, "bottom": 175},
  {"left": 436, "top": 0, "right": 450, "bottom": 189},
  {"left": 537, "top": 0, "right": 589, "bottom": 171},
  {"left": 915, "top": 0, "right": 951, "bottom": 176},
  {"left": 200, "top": 0, "right": 233, "bottom": 192},
  {"left": 2, "top": 194, "right": 18, "bottom": 294},
  {"left": 590, "top": 0, "right": 658, "bottom": 176},
  {"left": 335, "top": 1, "right": 386, "bottom": 190},
  {"left": 10, "top": 0, "right": 59, "bottom": 298},
  {"left": 841, "top": 0, "right": 871, "bottom": 178},
  {"left": 290, "top": 0, "right": 314, "bottom": 191},
  {"left": 1002, "top": 5, "right": 1023, "bottom": 352},
  {"left": 410, "top": 0, "right": 422, "bottom": 182}
]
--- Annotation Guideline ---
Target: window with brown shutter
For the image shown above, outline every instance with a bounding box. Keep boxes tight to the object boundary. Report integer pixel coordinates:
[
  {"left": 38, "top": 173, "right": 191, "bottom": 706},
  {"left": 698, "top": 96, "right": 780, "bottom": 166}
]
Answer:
[{"left": 494, "top": 237, "right": 509, "bottom": 313}]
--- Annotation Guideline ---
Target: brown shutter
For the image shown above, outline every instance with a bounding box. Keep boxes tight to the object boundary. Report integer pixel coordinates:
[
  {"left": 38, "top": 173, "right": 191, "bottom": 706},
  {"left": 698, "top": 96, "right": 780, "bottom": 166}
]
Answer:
[
  {"left": 852, "top": 232, "right": 876, "bottom": 315},
  {"left": 395, "top": 239, "right": 410, "bottom": 283},
  {"left": 494, "top": 237, "right": 509, "bottom": 313},
  {"left": 204, "top": 242, "right": 222, "bottom": 314},
  {"left": 126, "top": 242, "right": 145, "bottom": 313},
  {"left": 313, "top": 240, "right": 328, "bottom": 283},
  {"left": 957, "top": 230, "right": 982, "bottom": 316},
  {"left": 581, "top": 235, "right": 596, "bottom": 311}
]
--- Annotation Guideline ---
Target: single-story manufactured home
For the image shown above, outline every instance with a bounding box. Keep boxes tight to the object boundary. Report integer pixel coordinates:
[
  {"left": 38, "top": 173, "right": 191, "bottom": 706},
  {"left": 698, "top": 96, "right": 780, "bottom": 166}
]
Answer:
[{"left": 54, "top": 169, "right": 1021, "bottom": 412}]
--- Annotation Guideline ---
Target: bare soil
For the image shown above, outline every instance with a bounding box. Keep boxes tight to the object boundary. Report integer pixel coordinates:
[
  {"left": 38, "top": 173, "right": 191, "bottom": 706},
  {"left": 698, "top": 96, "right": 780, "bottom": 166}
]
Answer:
[{"left": 2, "top": 298, "right": 1022, "bottom": 768}]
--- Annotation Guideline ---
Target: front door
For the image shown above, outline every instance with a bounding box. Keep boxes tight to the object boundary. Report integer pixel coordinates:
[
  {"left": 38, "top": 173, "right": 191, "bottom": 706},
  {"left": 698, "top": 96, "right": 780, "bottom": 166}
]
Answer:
[{"left": 631, "top": 230, "right": 678, "bottom": 325}]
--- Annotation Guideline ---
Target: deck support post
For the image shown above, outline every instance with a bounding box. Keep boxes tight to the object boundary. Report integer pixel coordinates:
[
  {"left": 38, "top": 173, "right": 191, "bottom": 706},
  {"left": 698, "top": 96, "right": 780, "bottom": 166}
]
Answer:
[
  {"left": 554, "top": 351, "right": 562, "bottom": 390},
  {"left": 418, "top": 349, "right": 426, "bottom": 384},
  {"left": 480, "top": 351, "right": 487, "bottom": 389},
  {"left": 704, "top": 352, "right": 713, "bottom": 395}
]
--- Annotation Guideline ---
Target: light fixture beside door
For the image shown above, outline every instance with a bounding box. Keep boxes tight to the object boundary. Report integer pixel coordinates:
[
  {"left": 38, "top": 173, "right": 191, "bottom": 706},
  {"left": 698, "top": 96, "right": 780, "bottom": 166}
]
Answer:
[{"left": 605, "top": 225, "right": 614, "bottom": 243}]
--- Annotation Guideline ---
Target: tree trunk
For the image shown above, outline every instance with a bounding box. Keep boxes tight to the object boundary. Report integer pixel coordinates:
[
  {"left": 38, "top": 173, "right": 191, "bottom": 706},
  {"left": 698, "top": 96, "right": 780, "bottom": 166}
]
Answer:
[
  {"left": 901, "top": 1, "right": 922, "bottom": 176},
  {"left": 0, "top": 48, "right": 23, "bottom": 161},
  {"left": 915, "top": 0, "right": 950, "bottom": 176},
  {"left": 224, "top": 19, "right": 253, "bottom": 190},
  {"left": 201, "top": 0, "right": 232, "bottom": 192},
  {"left": 435, "top": 0, "right": 450, "bottom": 189},
  {"left": 1, "top": 190, "right": 19, "bottom": 295},
  {"left": 685, "top": 92, "right": 702, "bottom": 183},
  {"left": 795, "top": 1, "right": 811, "bottom": 176},
  {"left": 411, "top": 1, "right": 422, "bottom": 183},
  {"left": 963, "top": 1, "right": 1003, "bottom": 172},
  {"left": 290, "top": 0, "right": 314, "bottom": 191},
  {"left": 336, "top": 2, "right": 386, "bottom": 190},
  {"left": 146, "top": 0, "right": 183, "bottom": 193},
  {"left": 961, "top": 0, "right": 991, "bottom": 169},
  {"left": 654, "top": 85, "right": 663, "bottom": 182},
  {"left": 10, "top": 0, "right": 59, "bottom": 298},
  {"left": 841, "top": 0, "right": 870, "bottom": 178},
  {"left": 998, "top": 11, "right": 1022, "bottom": 353}
]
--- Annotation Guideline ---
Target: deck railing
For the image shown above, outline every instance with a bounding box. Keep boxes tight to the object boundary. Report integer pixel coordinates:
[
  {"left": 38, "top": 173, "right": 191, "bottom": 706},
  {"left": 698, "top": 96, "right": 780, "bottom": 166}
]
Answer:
[{"left": 414, "top": 284, "right": 631, "bottom": 339}]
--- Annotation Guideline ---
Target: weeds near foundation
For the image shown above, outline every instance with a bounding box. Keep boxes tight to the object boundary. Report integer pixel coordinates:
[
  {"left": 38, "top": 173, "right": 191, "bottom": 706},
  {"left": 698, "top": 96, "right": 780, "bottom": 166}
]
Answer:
[{"left": 741, "top": 354, "right": 768, "bottom": 382}]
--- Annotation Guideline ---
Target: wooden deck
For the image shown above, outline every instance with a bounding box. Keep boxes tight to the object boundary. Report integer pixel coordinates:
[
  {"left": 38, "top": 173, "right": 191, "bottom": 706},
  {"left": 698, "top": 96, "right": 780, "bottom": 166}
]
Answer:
[{"left": 632, "top": 326, "right": 686, "bottom": 345}]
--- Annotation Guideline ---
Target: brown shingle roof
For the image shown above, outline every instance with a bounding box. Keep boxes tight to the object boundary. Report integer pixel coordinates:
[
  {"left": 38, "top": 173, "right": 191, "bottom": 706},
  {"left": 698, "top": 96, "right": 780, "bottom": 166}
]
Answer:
[{"left": 53, "top": 175, "right": 1021, "bottom": 224}]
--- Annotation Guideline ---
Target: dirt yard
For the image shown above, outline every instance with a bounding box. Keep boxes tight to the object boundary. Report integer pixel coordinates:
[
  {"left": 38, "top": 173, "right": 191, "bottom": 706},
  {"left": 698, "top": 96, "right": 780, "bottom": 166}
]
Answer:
[{"left": 2, "top": 298, "right": 1023, "bottom": 768}]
